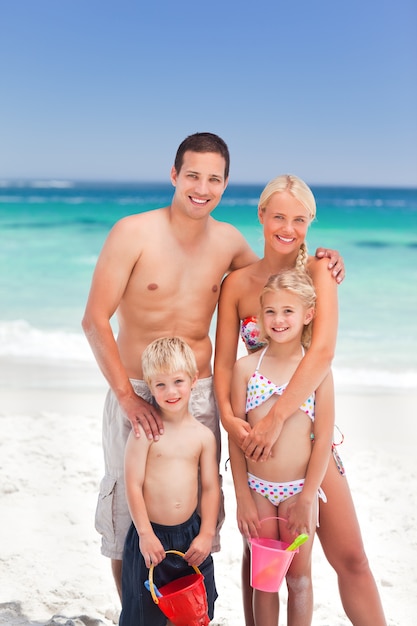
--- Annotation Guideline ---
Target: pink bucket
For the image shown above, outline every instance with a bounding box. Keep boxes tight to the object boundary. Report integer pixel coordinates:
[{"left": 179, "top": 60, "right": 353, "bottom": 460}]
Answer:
[{"left": 249, "top": 517, "right": 299, "bottom": 592}]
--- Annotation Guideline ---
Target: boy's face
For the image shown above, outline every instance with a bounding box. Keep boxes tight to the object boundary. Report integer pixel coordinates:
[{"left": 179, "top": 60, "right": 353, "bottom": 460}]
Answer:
[{"left": 149, "top": 370, "right": 197, "bottom": 414}]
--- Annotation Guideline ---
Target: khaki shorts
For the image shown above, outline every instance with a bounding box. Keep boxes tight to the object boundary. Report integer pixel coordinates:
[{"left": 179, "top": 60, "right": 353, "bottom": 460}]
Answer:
[{"left": 95, "top": 376, "right": 225, "bottom": 560}]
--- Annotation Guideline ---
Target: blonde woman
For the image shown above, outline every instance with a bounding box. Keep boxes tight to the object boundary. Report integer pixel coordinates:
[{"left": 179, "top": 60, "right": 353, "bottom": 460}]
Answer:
[{"left": 214, "top": 174, "right": 387, "bottom": 626}]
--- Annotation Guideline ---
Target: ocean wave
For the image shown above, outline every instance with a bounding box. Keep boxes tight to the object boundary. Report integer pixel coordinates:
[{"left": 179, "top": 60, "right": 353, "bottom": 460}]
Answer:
[
  {"left": 0, "top": 320, "right": 415, "bottom": 391},
  {"left": 0, "top": 320, "right": 95, "bottom": 362},
  {"left": 30, "top": 180, "right": 75, "bottom": 189},
  {"left": 333, "top": 367, "right": 417, "bottom": 391},
  {"left": 2, "top": 216, "right": 114, "bottom": 230},
  {"left": 0, "top": 179, "right": 74, "bottom": 189}
]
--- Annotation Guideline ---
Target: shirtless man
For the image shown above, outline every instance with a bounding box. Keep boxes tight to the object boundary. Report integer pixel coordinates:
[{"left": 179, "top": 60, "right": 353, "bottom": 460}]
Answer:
[{"left": 82, "top": 132, "right": 343, "bottom": 599}]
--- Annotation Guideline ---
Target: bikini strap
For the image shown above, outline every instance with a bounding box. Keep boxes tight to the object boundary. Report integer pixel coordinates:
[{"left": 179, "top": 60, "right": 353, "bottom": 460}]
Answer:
[
  {"left": 255, "top": 344, "right": 303, "bottom": 372},
  {"left": 255, "top": 346, "right": 269, "bottom": 371}
]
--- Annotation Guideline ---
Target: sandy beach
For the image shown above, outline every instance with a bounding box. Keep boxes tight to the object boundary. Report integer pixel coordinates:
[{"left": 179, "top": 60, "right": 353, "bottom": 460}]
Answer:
[{"left": 1, "top": 358, "right": 416, "bottom": 626}]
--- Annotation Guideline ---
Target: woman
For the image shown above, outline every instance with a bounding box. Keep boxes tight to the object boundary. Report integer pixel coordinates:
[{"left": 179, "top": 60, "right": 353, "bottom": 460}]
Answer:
[{"left": 214, "top": 174, "right": 387, "bottom": 626}]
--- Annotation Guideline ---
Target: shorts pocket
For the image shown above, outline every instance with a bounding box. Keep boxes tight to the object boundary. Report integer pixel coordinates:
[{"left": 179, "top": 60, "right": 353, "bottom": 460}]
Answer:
[{"left": 95, "top": 475, "right": 117, "bottom": 543}]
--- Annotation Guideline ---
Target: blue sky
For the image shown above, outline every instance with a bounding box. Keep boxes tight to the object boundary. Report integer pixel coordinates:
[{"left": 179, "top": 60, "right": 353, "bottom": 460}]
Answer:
[{"left": 1, "top": 0, "right": 416, "bottom": 186}]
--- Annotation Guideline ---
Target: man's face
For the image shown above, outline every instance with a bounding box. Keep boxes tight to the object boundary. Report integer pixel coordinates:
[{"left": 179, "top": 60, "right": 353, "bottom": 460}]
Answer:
[{"left": 170, "top": 151, "right": 228, "bottom": 219}]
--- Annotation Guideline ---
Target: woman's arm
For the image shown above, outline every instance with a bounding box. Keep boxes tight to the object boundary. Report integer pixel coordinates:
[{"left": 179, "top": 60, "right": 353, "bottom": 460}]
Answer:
[
  {"left": 214, "top": 272, "right": 252, "bottom": 446},
  {"left": 285, "top": 371, "right": 335, "bottom": 535},
  {"left": 242, "top": 257, "right": 338, "bottom": 461}
]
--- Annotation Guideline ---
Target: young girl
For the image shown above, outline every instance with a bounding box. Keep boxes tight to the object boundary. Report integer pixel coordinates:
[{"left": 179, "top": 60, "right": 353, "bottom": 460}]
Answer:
[{"left": 229, "top": 269, "right": 335, "bottom": 626}]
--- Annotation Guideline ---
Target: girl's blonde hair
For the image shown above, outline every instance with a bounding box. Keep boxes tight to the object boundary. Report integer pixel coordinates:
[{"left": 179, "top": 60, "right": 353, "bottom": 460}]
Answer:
[
  {"left": 142, "top": 336, "right": 197, "bottom": 385},
  {"left": 260, "top": 269, "right": 316, "bottom": 348},
  {"left": 259, "top": 174, "right": 317, "bottom": 271}
]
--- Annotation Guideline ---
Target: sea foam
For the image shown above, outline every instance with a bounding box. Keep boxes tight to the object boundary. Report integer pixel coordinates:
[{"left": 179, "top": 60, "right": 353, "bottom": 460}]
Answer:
[
  {"left": 1, "top": 320, "right": 416, "bottom": 391},
  {"left": 0, "top": 320, "right": 94, "bottom": 362}
]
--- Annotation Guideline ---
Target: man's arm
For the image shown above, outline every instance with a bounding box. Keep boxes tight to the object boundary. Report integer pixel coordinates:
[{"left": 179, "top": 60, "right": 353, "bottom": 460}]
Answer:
[
  {"left": 82, "top": 217, "right": 163, "bottom": 439},
  {"left": 228, "top": 228, "right": 259, "bottom": 272}
]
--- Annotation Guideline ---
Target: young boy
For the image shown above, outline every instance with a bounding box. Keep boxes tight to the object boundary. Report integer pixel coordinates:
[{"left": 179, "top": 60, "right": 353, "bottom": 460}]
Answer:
[{"left": 119, "top": 337, "right": 220, "bottom": 626}]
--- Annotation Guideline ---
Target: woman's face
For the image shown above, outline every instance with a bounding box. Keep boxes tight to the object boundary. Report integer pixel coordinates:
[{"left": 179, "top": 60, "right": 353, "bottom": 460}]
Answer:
[{"left": 258, "top": 191, "right": 311, "bottom": 256}]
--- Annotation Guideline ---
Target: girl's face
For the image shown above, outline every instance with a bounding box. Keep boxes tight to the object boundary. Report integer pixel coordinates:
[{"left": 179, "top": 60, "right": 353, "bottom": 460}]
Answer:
[
  {"left": 258, "top": 191, "right": 311, "bottom": 256},
  {"left": 262, "top": 290, "right": 314, "bottom": 344}
]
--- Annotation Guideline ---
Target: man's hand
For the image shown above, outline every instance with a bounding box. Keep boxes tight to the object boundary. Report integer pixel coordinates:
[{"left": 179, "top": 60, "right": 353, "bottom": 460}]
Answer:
[
  {"left": 241, "top": 411, "right": 284, "bottom": 462},
  {"left": 121, "top": 393, "right": 164, "bottom": 440},
  {"left": 315, "top": 247, "right": 345, "bottom": 284}
]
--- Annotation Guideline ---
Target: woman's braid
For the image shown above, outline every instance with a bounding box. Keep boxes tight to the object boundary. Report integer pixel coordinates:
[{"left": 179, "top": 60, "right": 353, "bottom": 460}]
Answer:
[{"left": 295, "top": 242, "right": 309, "bottom": 271}]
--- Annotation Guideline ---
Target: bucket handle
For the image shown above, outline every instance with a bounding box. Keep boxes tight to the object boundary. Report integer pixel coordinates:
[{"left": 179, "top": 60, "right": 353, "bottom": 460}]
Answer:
[
  {"left": 259, "top": 516, "right": 288, "bottom": 525},
  {"left": 257, "top": 516, "right": 309, "bottom": 552},
  {"left": 148, "top": 549, "right": 202, "bottom": 605}
]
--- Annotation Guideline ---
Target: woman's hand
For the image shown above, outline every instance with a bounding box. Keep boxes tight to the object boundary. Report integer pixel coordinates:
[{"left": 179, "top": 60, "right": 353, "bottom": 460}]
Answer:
[
  {"left": 241, "top": 410, "right": 284, "bottom": 462},
  {"left": 315, "top": 247, "right": 345, "bottom": 283}
]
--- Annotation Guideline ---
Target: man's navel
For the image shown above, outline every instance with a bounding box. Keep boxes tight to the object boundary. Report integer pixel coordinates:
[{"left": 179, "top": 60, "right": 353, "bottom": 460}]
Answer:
[{"left": 212, "top": 284, "right": 218, "bottom": 293}]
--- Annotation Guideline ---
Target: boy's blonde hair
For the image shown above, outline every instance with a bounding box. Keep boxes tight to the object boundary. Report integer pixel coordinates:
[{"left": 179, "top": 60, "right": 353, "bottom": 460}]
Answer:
[
  {"left": 142, "top": 336, "right": 198, "bottom": 385},
  {"left": 259, "top": 174, "right": 316, "bottom": 272},
  {"left": 260, "top": 269, "right": 316, "bottom": 348}
]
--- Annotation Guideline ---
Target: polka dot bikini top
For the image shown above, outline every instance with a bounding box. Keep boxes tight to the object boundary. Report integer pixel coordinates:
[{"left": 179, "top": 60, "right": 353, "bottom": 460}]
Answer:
[{"left": 245, "top": 346, "right": 315, "bottom": 420}]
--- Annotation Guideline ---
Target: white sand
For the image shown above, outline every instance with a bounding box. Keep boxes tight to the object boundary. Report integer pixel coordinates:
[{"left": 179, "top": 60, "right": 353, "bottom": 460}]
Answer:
[{"left": 1, "top": 358, "right": 416, "bottom": 626}]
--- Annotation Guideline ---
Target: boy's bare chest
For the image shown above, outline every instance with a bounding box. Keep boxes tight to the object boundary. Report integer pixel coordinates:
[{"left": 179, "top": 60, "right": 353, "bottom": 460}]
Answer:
[{"left": 149, "top": 433, "right": 200, "bottom": 467}]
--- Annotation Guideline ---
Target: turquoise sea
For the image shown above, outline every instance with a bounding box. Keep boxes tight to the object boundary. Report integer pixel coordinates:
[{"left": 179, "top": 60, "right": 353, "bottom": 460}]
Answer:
[{"left": 1, "top": 181, "right": 416, "bottom": 391}]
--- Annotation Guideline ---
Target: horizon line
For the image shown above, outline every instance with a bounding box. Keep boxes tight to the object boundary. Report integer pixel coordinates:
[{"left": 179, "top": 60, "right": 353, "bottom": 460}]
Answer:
[{"left": 1, "top": 178, "right": 416, "bottom": 191}]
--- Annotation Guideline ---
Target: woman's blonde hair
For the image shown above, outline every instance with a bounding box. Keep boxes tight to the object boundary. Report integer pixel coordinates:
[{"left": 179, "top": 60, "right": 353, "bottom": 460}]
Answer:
[
  {"left": 260, "top": 269, "right": 316, "bottom": 348},
  {"left": 142, "top": 336, "right": 197, "bottom": 385},
  {"left": 259, "top": 174, "right": 316, "bottom": 271}
]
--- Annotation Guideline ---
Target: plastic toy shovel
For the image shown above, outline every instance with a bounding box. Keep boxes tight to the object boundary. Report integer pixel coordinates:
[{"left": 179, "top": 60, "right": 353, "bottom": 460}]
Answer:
[
  {"left": 144, "top": 580, "right": 162, "bottom": 597},
  {"left": 286, "top": 533, "right": 309, "bottom": 551}
]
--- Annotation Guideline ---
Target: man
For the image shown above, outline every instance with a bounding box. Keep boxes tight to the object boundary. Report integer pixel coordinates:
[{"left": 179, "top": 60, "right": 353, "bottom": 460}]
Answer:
[{"left": 82, "top": 132, "right": 343, "bottom": 599}]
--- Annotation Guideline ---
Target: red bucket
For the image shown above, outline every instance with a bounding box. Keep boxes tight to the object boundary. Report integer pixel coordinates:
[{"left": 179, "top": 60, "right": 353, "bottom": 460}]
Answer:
[{"left": 148, "top": 550, "right": 210, "bottom": 626}]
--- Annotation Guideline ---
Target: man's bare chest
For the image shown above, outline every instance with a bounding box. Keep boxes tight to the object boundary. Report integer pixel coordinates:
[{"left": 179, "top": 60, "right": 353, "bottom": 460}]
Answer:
[{"left": 128, "top": 243, "right": 227, "bottom": 298}]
